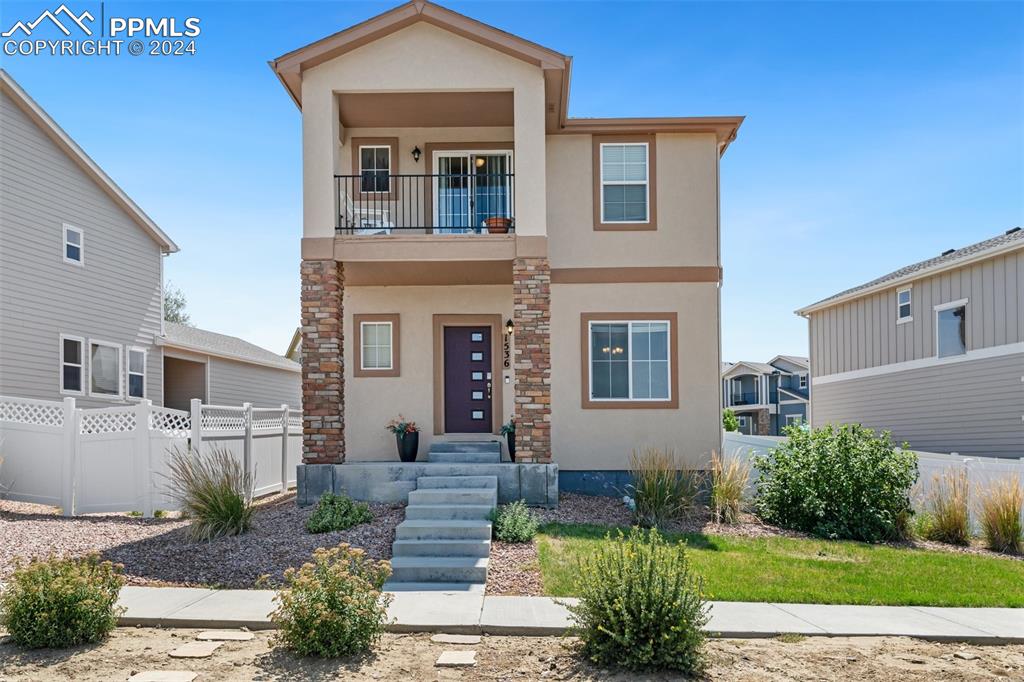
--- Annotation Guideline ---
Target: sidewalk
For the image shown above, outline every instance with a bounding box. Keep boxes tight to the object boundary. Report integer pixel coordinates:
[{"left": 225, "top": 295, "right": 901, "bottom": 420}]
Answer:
[{"left": 116, "top": 585, "right": 1024, "bottom": 644}]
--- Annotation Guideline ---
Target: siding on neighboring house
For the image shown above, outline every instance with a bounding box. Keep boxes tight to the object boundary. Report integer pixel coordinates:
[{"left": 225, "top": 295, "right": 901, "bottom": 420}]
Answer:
[
  {"left": 208, "top": 357, "right": 301, "bottom": 408},
  {"left": 0, "top": 88, "right": 165, "bottom": 407},
  {"left": 812, "top": 352, "right": 1024, "bottom": 458},
  {"left": 808, "top": 250, "right": 1024, "bottom": 377},
  {"left": 163, "top": 355, "right": 208, "bottom": 410}
]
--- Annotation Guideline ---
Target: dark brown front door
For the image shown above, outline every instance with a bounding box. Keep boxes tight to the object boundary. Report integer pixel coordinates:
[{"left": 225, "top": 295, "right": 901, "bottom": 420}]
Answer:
[{"left": 443, "top": 326, "right": 492, "bottom": 433}]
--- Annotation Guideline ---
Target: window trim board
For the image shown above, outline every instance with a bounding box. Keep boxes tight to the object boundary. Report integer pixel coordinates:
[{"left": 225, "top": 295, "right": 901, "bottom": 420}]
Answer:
[
  {"left": 580, "top": 312, "right": 678, "bottom": 409},
  {"left": 592, "top": 135, "right": 657, "bottom": 231},
  {"left": 353, "top": 313, "right": 400, "bottom": 377}
]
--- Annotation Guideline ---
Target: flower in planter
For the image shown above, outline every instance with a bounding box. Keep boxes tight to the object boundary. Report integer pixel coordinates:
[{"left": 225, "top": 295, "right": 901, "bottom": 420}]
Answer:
[
  {"left": 500, "top": 417, "right": 515, "bottom": 437},
  {"left": 385, "top": 415, "right": 419, "bottom": 438}
]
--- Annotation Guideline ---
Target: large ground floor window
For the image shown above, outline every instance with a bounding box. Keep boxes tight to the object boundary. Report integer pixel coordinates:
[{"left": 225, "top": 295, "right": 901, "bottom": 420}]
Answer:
[{"left": 581, "top": 313, "right": 679, "bottom": 409}]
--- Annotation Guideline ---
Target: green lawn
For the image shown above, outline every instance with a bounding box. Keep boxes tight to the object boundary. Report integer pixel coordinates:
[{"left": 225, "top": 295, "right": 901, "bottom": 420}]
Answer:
[{"left": 536, "top": 523, "right": 1024, "bottom": 607}]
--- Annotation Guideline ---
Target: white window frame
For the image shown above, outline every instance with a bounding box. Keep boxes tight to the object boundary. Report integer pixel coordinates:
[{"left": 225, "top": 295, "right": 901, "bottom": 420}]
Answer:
[
  {"left": 737, "top": 415, "right": 750, "bottom": 429},
  {"left": 87, "top": 338, "right": 124, "bottom": 400},
  {"left": 62, "top": 223, "right": 84, "bottom": 266},
  {"left": 359, "top": 321, "right": 394, "bottom": 371},
  {"left": 934, "top": 298, "right": 969, "bottom": 359},
  {"left": 798, "top": 373, "right": 808, "bottom": 389},
  {"left": 358, "top": 144, "right": 392, "bottom": 194},
  {"left": 59, "top": 333, "right": 85, "bottom": 396},
  {"left": 126, "top": 346, "right": 147, "bottom": 400},
  {"left": 599, "top": 142, "right": 650, "bottom": 224},
  {"left": 896, "top": 285, "right": 912, "bottom": 324},
  {"left": 785, "top": 414, "right": 804, "bottom": 427},
  {"left": 587, "top": 319, "right": 671, "bottom": 402}
]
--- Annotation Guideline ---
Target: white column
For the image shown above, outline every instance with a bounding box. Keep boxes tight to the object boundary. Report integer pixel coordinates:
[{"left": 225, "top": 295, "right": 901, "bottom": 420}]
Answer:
[
  {"left": 243, "top": 402, "right": 254, "bottom": 483},
  {"left": 189, "top": 398, "right": 203, "bottom": 453},
  {"left": 60, "top": 397, "right": 77, "bottom": 517},
  {"left": 280, "top": 404, "right": 290, "bottom": 492},
  {"left": 135, "top": 399, "right": 154, "bottom": 517}
]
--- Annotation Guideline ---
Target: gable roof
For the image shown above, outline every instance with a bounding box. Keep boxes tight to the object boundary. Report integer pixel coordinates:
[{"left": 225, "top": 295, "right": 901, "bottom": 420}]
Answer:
[
  {"left": 796, "top": 227, "right": 1024, "bottom": 316},
  {"left": 285, "top": 327, "right": 302, "bottom": 360},
  {"left": 160, "top": 322, "right": 300, "bottom": 373},
  {"left": 268, "top": 1, "right": 743, "bottom": 152},
  {"left": 769, "top": 354, "right": 809, "bottom": 370},
  {"left": 722, "top": 360, "right": 777, "bottom": 378},
  {"left": 0, "top": 69, "right": 178, "bottom": 253}
]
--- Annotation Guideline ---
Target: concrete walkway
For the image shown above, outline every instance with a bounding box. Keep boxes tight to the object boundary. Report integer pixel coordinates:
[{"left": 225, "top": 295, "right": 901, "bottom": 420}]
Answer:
[{"left": 116, "top": 585, "right": 1024, "bottom": 644}]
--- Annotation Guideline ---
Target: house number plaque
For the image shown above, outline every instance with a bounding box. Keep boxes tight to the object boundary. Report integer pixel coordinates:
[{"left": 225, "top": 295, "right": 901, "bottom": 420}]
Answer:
[{"left": 503, "top": 334, "right": 511, "bottom": 369}]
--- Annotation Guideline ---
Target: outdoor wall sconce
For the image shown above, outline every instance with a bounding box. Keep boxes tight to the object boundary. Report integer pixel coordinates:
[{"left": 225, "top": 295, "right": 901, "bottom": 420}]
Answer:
[
  {"left": 505, "top": 319, "right": 514, "bottom": 335},
  {"left": 411, "top": 146, "right": 421, "bottom": 163}
]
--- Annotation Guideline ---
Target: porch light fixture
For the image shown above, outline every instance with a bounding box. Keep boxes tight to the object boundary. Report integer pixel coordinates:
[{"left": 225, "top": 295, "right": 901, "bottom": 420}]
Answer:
[
  {"left": 475, "top": 156, "right": 487, "bottom": 168},
  {"left": 411, "top": 146, "right": 421, "bottom": 163},
  {"left": 505, "top": 319, "right": 514, "bottom": 335}
]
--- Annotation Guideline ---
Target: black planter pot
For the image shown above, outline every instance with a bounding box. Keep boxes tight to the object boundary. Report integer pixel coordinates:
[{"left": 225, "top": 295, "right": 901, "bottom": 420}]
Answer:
[
  {"left": 396, "top": 432, "right": 419, "bottom": 462},
  {"left": 505, "top": 432, "right": 516, "bottom": 462}
]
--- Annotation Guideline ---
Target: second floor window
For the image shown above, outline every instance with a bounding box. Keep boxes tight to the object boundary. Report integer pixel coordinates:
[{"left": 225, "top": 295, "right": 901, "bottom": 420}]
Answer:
[
  {"left": 359, "top": 145, "right": 391, "bottom": 193},
  {"left": 897, "top": 287, "right": 912, "bottom": 322},
  {"left": 799, "top": 374, "right": 807, "bottom": 389},
  {"left": 600, "top": 143, "right": 648, "bottom": 223},
  {"left": 63, "top": 224, "right": 83, "bottom": 265},
  {"left": 936, "top": 301, "right": 967, "bottom": 358}
]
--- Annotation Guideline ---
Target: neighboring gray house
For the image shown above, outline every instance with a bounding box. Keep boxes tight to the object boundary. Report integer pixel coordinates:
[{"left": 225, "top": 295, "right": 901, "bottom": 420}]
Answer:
[
  {"left": 0, "top": 69, "right": 300, "bottom": 411},
  {"left": 722, "top": 356, "right": 809, "bottom": 435},
  {"left": 797, "top": 227, "right": 1024, "bottom": 458}
]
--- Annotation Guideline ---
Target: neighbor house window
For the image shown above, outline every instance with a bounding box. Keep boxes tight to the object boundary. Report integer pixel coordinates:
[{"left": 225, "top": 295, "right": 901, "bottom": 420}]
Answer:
[
  {"left": 935, "top": 300, "right": 967, "bottom": 358},
  {"left": 798, "top": 374, "right": 808, "bottom": 389},
  {"left": 897, "top": 287, "right": 912, "bottom": 323},
  {"left": 60, "top": 334, "right": 84, "bottom": 394},
  {"left": 63, "top": 224, "right": 83, "bottom": 265},
  {"left": 785, "top": 414, "right": 804, "bottom": 427},
  {"left": 589, "top": 320, "right": 669, "bottom": 401},
  {"left": 737, "top": 415, "right": 750, "bottom": 430},
  {"left": 127, "top": 347, "right": 146, "bottom": 399},
  {"left": 89, "top": 340, "right": 122, "bottom": 398},
  {"left": 600, "top": 143, "right": 649, "bottom": 223},
  {"left": 359, "top": 145, "right": 391, "bottom": 193},
  {"left": 353, "top": 314, "right": 401, "bottom": 377}
]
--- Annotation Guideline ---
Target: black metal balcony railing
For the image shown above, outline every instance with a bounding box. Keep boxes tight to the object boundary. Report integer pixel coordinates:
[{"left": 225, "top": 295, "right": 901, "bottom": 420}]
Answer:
[
  {"left": 729, "top": 391, "right": 779, "bottom": 406},
  {"left": 334, "top": 173, "right": 515, "bottom": 235}
]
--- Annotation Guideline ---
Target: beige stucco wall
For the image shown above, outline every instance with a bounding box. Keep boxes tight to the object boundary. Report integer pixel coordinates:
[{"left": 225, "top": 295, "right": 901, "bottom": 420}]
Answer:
[
  {"left": 550, "top": 282, "right": 722, "bottom": 470},
  {"left": 545, "top": 133, "right": 721, "bottom": 269},
  {"left": 343, "top": 285, "right": 516, "bottom": 461},
  {"left": 301, "top": 22, "right": 547, "bottom": 239}
]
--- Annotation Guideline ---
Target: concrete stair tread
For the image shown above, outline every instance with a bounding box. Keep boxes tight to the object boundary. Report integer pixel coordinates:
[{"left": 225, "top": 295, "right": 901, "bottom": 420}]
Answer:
[
  {"left": 405, "top": 504, "right": 494, "bottom": 520},
  {"left": 398, "top": 519, "right": 491, "bottom": 528},
  {"left": 407, "top": 489, "right": 498, "bottom": 506},
  {"left": 416, "top": 475, "right": 498, "bottom": 489},
  {"left": 392, "top": 539, "right": 491, "bottom": 557},
  {"left": 427, "top": 451, "right": 502, "bottom": 464},
  {"left": 391, "top": 557, "right": 489, "bottom": 568}
]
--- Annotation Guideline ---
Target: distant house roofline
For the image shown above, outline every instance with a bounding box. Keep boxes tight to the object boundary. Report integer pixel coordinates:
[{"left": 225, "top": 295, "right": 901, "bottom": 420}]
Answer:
[
  {"left": 158, "top": 322, "right": 300, "bottom": 373},
  {"left": 0, "top": 69, "right": 179, "bottom": 254}
]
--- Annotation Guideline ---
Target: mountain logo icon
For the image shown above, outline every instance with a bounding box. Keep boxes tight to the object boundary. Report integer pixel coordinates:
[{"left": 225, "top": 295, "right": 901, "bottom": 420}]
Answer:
[{"left": 2, "top": 4, "right": 95, "bottom": 38}]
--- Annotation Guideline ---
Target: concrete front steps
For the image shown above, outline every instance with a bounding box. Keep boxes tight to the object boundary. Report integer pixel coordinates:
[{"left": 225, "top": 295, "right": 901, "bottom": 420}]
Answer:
[{"left": 388, "top": 443, "right": 500, "bottom": 586}]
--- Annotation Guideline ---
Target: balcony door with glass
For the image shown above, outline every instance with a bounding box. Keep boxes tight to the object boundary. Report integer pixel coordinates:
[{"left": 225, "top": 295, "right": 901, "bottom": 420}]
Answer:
[{"left": 433, "top": 151, "right": 512, "bottom": 234}]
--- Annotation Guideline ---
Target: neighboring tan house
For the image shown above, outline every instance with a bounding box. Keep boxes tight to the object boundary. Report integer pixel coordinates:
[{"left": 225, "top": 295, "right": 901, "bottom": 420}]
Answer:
[
  {"left": 0, "top": 70, "right": 300, "bottom": 411},
  {"left": 271, "top": 1, "right": 742, "bottom": 488},
  {"left": 722, "top": 355, "right": 809, "bottom": 435},
  {"left": 797, "top": 227, "right": 1024, "bottom": 459}
]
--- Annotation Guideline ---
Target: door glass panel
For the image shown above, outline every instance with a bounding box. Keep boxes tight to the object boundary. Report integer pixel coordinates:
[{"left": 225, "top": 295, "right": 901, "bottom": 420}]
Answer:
[
  {"left": 471, "top": 371, "right": 483, "bottom": 381},
  {"left": 474, "top": 154, "right": 509, "bottom": 227},
  {"left": 471, "top": 332, "right": 483, "bottom": 342},
  {"left": 471, "top": 351, "right": 483, "bottom": 361},
  {"left": 436, "top": 156, "right": 470, "bottom": 234},
  {"left": 471, "top": 410, "right": 484, "bottom": 420},
  {"left": 472, "top": 391, "right": 484, "bottom": 400}
]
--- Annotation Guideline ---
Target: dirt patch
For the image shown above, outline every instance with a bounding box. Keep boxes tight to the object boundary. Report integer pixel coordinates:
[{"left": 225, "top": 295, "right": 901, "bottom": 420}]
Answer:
[
  {"left": 1, "top": 629, "right": 1021, "bottom": 681},
  {"left": 0, "top": 494, "right": 404, "bottom": 588}
]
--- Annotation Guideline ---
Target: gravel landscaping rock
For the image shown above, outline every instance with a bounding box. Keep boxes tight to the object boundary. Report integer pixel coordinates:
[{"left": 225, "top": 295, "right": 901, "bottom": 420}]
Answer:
[
  {"left": 486, "top": 541, "right": 543, "bottom": 596},
  {"left": 0, "top": 494, "right": 404, "bottom": 588}
]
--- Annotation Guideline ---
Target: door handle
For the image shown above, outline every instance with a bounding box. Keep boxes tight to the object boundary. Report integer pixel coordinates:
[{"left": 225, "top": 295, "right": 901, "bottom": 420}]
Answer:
[{"left": 486, "top": 381, "right": 492, "bottom": 399}]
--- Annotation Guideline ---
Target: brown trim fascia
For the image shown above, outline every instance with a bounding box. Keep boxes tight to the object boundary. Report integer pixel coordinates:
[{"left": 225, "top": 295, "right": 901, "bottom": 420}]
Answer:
[
  {"left": 423, "top": 141, "right": 513, "bottom": 230},
  {"left": 579, "top": 312, "right": 679, "bottom": 410},
  {"left": 353, "top": 313, "right": 401, "bottom": 377},
  {"left": 552, "top": 266, "right": 721, "bottom": 284},
  {"left": 432, "top": 314, "right": 503, "bottom": 435},
  {"left": 515, "top": 235, "right": 548, "bottom": 258},
  {"left": 592, "top": 134, "right": 657, "bottom": 232},
  {"left": 350, "top": 137, "right": 400, "bottom": 202}
]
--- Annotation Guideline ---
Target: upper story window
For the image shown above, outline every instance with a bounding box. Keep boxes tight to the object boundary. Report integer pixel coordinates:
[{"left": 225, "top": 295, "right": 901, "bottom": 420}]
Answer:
[
  {"left": 600, "top": 143, "right": 648, "bottom": 223},
  {"left": 89, "top": 340, "right": 123, "bottom": 399},
  {"left": 588, "top": 320, "right": 670, "bottom": 402},
  {"left": 63, "top": 224, "right": 83, "bottom": 265},
  {"left": 60, "top": 334, "right": 84, "bottom": 394},
  {"left": 798, "top": 373, "right": 808, "bottom": 389},
  {"left": 896, "top": 286, "right": 912, "bottom": 323},
  {"left": 127, "top": 347, "right": 146, "bottom": 399},
  {"left": 359, "top": 145, "right": 391, "bottom": 193},
  {"left": 935, "top": 300, "right": 967, "bottom": 358}
]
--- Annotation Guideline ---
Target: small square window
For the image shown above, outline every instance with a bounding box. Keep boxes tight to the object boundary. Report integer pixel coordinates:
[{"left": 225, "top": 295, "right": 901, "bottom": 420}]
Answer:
[
  {"left": 471, "top": 410, "right": 484, "bottom": 420},
  {"left": 63, "top": 225, "right": 83, "bottom": 265},
  {"left": 897, "top": 288, "right": 912, "bottom": 322}
]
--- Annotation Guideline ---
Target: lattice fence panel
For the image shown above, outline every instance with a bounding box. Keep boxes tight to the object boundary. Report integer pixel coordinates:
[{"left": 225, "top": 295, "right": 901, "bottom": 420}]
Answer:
[
  {"left": 0, "top": 399, "right": 64, "bottom": 427},
  {"left": 251, "top": 409, "right": 284, "bottom": 431},
  {"left": 150, "top": 407, "right": 191, "bottom": 437},
  {"left": 201, "top": 407, "right": 247, "bottom": 431},
  {"left": 80, "top": 408, "right": 136, "bottom": 435},
  {"left": 287, "top": 412, "right": 303, "bottom": 430}
]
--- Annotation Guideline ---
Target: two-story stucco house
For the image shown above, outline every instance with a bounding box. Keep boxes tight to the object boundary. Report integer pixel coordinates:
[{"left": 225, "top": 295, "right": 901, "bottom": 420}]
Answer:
[
  {"left": 0, "top": 70, "right": 301, "bottom": 410},
  {"left": 797, "top": 228, "right": 1024, "bottom": 459},
  {"left": 722, "top": 355, "right": 809, "bottom": 435},
  {"left": 272, "top": 1, "right": 742, "bottom": 493}
]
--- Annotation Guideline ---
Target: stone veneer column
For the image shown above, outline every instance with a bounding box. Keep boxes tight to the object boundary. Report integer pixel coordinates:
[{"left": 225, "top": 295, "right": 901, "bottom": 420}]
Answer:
[
  {"left": 755, "top": 408, "right": 771, "bottom": 436},
  {"left": 512, "top": 257, "right": 552, "bottom": 462},
  {"left": 300, "top": 260, "right": 345, "bottom": 464}
]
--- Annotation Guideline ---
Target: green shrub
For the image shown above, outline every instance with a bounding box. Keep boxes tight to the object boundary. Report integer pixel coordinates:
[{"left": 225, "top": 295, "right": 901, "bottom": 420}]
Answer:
[
  {"left": 710, "top": 450, "right": 751, "bottom": 524},
  {"left": 922, "top": 468, "right": 971, "bottom": 546},
  {"left": 306, "top": 492, "right": 373, "bottom": 534},
  {"left": 977, "top": 476, "right": 1023, "bottom": 554},
  {"left": 754, "top": 424, "right": 917, "bottom": 542},
  {"left": 722, "top": 409, "right": 740, "bottom": 432},
  {"left": 567, "top": 527, "right": 708, "bottom": 674},
  {"left": 627, "top": 447, "right": 702, "bottom": 528},
  {"left": 164, "top": 446, "right": 255, "bottom": 541},
  {"left": 0, "top": 553, "right": 124, "bottom": 649},
  {"left": 271, "top": 544, "right": 391, "bottom": 657},
  {"left": 490, "top": 499, "right": 539, "bottom": 542}
]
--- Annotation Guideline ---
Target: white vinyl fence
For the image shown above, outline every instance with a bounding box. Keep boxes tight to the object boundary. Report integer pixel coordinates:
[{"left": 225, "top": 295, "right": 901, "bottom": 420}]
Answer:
[
  {"left": 723, "top": 431, "right": 1024, "bottom": 530},
  {"left": 0, "top": 395, "right": 302, "bottom": 517}
]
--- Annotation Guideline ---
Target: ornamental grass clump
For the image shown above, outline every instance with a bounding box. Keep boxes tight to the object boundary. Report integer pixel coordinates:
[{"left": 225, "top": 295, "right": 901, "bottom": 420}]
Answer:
[
  {"left": 164, "top": 446, "right": 255, "bottom": 541},
  {"left": 977, "top": 476, "right": 1023, "bottom": 554},
  {"left": 627, "top": 447, "right": 702, "bottom": 529},
  {"left": 922, "top": 468, "right": 971, "bottom": 546},
  {"left": 0, "top": 553, "right": 124, "bottom": 649},
  {"left": 306, "top": 492, "right": 373, "bottom": 534},
  {"left": 754, "top": 423, "right": 917, "bottom": 542},
  {"left": 271, "top": 544, "right": 392, "bottom": 658},
  {"left": 490, "top": 499, "right": 539, "bottom": 542},
  {"left": 567, "top": 527, "right": 708, "bottom": 674},
  {"left": 710, "top": 450, "right": 751, "bottom": 524}
]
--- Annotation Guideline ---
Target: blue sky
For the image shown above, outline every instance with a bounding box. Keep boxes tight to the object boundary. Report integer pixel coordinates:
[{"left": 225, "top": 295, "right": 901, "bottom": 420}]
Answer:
[{"left": 3, "top": 1, "right": 1022, "bottom": 363}]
